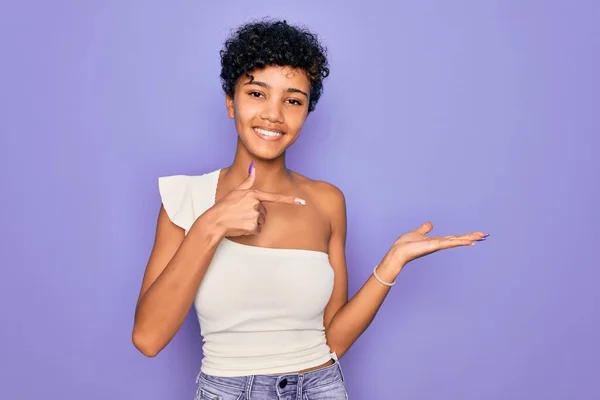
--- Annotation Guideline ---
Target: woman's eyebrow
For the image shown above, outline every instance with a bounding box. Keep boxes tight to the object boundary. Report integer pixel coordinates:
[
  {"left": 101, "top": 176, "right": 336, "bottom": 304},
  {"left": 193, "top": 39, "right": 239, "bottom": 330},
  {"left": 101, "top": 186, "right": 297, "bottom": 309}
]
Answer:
[{"left": 244, "top": 81, "right": 308, "bottom": 98}]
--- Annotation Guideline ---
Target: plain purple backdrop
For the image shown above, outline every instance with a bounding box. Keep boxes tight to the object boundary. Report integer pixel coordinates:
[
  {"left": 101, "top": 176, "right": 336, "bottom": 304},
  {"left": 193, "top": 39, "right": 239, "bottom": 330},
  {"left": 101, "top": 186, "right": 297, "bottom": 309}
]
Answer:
[{"left": 1, "top": 1, "right": 598, "bottom": 399}]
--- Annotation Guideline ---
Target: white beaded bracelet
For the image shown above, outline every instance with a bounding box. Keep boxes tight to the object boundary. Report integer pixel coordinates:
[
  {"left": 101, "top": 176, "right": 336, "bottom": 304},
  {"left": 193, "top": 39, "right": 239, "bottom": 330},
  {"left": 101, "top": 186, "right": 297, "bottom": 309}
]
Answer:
[{"left": 373, "top": 265, "right": 396, "bottom": 287}]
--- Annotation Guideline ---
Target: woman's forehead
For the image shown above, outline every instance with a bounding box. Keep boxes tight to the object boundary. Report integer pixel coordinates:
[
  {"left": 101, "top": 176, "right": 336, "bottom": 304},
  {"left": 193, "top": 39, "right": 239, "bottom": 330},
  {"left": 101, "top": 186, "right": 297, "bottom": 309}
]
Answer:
[{"left": 240, "top": 66, "right": 310, "bottom": 90}]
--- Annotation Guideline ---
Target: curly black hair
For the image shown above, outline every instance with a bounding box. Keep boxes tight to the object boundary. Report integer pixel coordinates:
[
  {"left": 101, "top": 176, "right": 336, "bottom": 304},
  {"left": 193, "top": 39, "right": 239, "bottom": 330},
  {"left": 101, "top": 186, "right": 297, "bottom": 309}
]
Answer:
[{"left": 220, "top": 19, "right": 330, "bottom": 112}]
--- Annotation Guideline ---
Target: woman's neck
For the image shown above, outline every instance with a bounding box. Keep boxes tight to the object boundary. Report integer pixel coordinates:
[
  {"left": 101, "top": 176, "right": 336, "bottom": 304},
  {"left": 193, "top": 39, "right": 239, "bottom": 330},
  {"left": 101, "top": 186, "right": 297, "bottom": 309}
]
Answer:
[{"left": 226, "top": 145, "right": 293, "bottom": 192}]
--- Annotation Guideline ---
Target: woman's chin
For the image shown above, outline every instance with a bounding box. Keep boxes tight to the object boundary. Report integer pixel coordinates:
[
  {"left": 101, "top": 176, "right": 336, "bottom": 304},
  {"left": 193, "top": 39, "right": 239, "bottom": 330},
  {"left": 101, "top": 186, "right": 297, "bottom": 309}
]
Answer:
[
  {"left": 241, "top": 139, "right": 290, "bottom": 160},
  {"left": 248, "top": 149, "right": 286, "bottom": 161}
]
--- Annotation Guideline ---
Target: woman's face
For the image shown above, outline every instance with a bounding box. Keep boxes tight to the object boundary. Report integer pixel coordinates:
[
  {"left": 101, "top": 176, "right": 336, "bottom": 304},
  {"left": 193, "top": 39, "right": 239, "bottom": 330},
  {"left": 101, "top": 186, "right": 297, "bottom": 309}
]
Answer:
[{"left": 226, "top": 65, "right": 311, "bottom": 160}]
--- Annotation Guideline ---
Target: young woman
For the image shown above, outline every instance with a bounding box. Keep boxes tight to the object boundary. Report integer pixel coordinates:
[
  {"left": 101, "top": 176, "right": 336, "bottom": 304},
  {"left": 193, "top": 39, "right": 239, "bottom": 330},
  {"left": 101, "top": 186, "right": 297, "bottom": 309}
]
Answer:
[{"left": 132, "top": 19, "right": 487, "bottom": 399}]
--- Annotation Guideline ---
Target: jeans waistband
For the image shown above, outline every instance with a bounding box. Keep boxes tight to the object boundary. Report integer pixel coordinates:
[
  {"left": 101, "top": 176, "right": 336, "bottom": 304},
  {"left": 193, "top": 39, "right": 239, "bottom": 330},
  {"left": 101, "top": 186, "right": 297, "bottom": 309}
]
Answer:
[{"left": 197, "top": 358, "right": 345, "bottom": 391}]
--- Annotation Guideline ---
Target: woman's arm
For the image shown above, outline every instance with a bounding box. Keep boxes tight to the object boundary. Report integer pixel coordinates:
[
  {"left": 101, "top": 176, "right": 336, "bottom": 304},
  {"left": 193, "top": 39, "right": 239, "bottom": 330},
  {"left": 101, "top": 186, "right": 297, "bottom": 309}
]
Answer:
[
  {"left": 132, "top": 206, "right": 224, "bottom": 357},
  {"left": 321, "top": 186, "right": 399, "bottom": 359},
  {"left": 132, "top": 168, "right": 303, "bottom": 357},
  {"left": 323, "top": 188, "right": 486, "bottom": 359},
  {"left": 325, "top": 252, "right": 400, "bottom": 359}
]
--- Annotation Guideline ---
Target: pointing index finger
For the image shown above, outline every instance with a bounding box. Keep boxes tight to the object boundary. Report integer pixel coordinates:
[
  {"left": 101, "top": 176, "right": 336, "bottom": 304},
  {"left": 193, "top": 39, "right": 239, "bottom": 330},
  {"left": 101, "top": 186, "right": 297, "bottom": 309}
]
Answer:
[{"left": 252, "top": 190, "right": 307, "bottom": 205}]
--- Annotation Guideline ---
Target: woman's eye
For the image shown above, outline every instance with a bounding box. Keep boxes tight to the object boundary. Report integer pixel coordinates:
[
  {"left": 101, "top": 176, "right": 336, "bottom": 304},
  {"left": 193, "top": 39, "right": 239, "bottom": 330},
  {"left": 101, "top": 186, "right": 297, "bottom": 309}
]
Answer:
[
  {"left": 249, "top": 91, "right": 263, "bottom": 98},
  {"left": 287, "top": 99, "right": 302, "bottom": 106}
]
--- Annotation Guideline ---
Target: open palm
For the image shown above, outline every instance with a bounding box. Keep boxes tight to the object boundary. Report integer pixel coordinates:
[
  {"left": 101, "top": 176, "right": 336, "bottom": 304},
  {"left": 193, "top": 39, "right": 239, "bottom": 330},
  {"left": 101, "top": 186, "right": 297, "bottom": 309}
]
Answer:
[{"left": 391, "top": 222, "right": 487, "bottom": 266}]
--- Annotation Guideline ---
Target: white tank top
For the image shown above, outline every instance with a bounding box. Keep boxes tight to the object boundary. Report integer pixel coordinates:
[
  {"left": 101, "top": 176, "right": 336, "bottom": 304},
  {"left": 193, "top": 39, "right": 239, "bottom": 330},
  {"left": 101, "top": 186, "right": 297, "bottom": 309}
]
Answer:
[{"left": 158, "top": 169, "right": 336, "bottom": 377}]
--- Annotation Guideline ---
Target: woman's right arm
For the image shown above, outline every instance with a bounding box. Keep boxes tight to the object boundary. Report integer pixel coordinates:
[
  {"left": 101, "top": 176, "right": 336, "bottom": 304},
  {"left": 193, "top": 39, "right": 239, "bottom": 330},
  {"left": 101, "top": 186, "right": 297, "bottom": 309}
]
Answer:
[
  {"left": 131, "top": 167, "right": 303, "bottom": 357},
  {"left": 132, "top": 205, "right": 225, "bottom": 357}
]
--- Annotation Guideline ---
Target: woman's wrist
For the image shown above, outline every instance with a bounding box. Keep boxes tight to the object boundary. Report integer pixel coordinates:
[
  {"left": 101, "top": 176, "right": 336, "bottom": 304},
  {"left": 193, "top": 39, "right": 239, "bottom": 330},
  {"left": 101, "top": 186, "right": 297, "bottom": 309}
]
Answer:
[
  {"left": 375, "top": 255, "right": 405, "bottom": 283},
  {"left": 191, "top": 208, "right": 227, "bottom": 245}
]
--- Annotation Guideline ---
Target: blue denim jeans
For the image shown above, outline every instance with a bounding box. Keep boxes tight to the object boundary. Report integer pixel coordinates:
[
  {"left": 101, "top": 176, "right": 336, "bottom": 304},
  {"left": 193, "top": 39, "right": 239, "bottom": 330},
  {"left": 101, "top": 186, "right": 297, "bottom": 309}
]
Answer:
[{"left": 194, "top": 359, "right": 348, "bottom": 400}]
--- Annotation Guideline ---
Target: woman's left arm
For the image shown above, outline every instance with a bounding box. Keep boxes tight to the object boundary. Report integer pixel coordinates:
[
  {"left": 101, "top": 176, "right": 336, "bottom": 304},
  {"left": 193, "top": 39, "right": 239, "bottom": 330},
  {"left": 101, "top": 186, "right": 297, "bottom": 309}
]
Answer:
[
  {"left": 322, "top": 184, "right": 399, "bottom": 358},
  {"left": 323, "top": 185, "right": 397, "bottom": 359},
  {"left": 322, "top": 187, "right": 487, "bottom": 359}
]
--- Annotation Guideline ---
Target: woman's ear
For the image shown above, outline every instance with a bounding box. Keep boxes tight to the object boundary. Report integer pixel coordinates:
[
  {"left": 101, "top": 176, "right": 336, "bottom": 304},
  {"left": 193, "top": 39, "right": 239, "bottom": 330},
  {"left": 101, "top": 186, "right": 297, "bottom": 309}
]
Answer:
[{"left": 225, "top": 95, "right": 235, "bottom": 119}]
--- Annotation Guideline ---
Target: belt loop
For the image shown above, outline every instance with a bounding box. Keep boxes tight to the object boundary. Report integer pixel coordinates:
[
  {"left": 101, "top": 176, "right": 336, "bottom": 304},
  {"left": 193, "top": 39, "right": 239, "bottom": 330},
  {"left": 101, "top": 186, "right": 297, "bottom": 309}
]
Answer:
[
  {"left": 330, "top": 352, "right": 345, "bottom": 382},
  {"left": 297, "top": 373, "right": 304, "bottom": 400},
  {"left": 244, "top": 375, "right": 254, "bottom": 400},
  {"left": 336, "top": 360, "right": 346, "bottom": 383}
]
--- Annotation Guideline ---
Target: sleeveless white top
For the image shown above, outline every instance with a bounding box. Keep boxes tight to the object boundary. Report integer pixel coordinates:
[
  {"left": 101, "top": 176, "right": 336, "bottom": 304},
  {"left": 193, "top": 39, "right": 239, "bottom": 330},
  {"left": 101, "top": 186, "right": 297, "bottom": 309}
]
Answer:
[{"left": 158, "top": 169, "right": 336, "bottom": 377}]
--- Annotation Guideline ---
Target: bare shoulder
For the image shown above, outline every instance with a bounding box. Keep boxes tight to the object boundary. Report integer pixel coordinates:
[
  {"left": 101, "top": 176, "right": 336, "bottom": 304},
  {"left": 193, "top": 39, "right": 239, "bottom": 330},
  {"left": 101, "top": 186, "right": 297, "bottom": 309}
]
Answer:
[{"left": 291, "top": 172, "right": 346, "bottom": 225}]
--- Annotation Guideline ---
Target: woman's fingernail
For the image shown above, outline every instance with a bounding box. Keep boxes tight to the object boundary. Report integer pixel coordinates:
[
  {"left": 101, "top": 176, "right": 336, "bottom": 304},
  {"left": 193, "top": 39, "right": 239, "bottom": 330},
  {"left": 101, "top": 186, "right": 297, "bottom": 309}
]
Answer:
[
  {"left": 483, "top": 233, "right": 490, "bottom": 238},
  {"left": 294, "top": 198, "right": 307, "bottom": 205},
  {"left": 248, "top": 161, "right": 254, "bottom": 175}
]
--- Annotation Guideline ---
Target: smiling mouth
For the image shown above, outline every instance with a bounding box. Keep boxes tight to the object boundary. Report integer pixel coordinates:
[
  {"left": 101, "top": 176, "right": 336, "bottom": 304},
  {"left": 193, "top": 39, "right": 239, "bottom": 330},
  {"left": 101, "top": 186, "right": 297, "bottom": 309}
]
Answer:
[{"left": 253, "top": 127, "right": 285, "bottom": 141}]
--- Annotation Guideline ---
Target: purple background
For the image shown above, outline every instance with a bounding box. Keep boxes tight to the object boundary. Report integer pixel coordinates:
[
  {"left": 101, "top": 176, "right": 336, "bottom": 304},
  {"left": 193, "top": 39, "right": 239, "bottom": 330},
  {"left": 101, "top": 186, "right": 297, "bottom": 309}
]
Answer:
[{"left": 1, "top": 1, "right": 598, "bottom": 399}]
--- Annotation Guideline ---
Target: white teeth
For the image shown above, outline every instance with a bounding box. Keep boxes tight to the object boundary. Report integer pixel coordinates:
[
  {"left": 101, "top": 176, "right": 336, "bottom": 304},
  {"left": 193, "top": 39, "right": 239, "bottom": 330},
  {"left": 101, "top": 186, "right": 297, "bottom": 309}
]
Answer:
[{"left": 254, "top": 128, "right": 282, "bottom": 137}]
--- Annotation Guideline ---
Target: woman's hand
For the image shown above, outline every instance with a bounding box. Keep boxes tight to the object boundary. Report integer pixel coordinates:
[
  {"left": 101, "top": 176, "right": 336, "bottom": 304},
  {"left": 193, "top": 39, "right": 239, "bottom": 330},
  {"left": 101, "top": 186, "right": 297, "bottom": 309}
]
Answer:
[
  {"left": 387, "top": 222, "right": 488, "bottom": 268},
  {"left": 208, "top": 162, "right": 306, "bottom": 238}
]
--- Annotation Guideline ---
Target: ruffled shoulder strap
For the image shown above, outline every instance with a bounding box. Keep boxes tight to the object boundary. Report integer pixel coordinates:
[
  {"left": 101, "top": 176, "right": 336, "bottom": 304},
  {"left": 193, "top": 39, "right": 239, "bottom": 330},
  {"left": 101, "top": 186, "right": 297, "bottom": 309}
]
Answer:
[{"left": 157, "top": 169, "right": 221, "bottom": 233}]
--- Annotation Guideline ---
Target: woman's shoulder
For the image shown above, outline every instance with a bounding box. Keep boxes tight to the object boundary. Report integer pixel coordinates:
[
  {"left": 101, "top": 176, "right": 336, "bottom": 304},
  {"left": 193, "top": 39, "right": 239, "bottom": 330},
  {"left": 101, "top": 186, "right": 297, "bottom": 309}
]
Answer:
[
  {"left": 157, "top": 169, "right": 222, "bottom": 231},
  {"left": 291, "top": 171, "right": 346, "bottom": 217}
]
